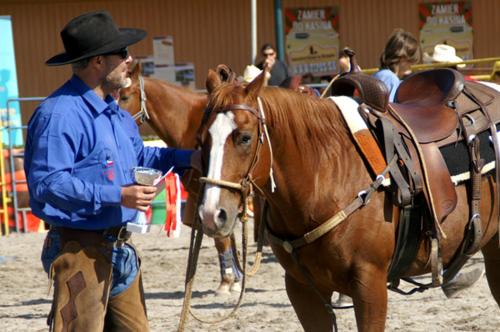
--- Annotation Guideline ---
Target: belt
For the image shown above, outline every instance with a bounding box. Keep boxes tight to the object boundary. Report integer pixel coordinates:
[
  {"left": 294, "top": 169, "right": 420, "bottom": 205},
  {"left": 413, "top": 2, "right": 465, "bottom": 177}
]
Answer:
[{"left": 58, "top": 226, "right": 132, "bottom": 248}]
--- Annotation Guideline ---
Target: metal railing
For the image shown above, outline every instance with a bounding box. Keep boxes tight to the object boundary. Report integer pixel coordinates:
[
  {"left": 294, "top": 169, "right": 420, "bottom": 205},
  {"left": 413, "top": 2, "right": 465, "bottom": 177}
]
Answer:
[{"left": 4, "top": 97, "right": 45, "bottom": 233}]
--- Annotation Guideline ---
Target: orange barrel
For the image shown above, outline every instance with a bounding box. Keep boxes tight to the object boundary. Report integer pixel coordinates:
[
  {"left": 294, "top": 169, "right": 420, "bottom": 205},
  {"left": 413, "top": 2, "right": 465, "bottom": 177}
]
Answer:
[{"left": 3, "top": 148, "right": 39, "bottom": 232}]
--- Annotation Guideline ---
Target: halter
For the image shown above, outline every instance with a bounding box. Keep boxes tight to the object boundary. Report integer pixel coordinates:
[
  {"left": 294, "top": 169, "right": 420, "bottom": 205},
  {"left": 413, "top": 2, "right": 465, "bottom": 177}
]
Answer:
[
  {"left": 131, "top": 74, "right": 150, "bottom": 124},
  {"left": 199, "top": 97, "right": 276, "bottom": 209}
]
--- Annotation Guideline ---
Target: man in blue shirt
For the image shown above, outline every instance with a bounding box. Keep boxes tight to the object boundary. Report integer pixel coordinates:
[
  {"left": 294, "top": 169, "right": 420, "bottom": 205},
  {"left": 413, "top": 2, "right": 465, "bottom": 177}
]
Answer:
[{"left": 25, "top": 11, "right": 198, "bottom": 331}]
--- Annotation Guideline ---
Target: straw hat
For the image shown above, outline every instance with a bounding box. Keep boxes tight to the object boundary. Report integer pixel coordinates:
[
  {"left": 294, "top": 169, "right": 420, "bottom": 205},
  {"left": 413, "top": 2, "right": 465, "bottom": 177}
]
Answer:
[
  {"left": 428, "top": 44, "right": 465, "bottom": 68},
  {"left": 242, "top": 65, "right": 262, "bottom": 83}
]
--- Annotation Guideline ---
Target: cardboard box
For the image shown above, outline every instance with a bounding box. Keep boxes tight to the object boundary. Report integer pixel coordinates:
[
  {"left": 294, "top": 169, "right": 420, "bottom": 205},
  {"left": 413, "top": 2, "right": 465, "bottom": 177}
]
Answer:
[
  {"left": 136, "top": 56, "right": 196, "bottom": 89},
  {"left": 153, "top": 36, "right": 175, "bottom": 66},
  {"left": 174, "top": 63, "right": 196, "bottom": 90},
  {"left": 136, "top": 56, "right": 155, "bottom": 77},
  {"left": 152, "top": 65, "right": 176, "bottom": 82}
]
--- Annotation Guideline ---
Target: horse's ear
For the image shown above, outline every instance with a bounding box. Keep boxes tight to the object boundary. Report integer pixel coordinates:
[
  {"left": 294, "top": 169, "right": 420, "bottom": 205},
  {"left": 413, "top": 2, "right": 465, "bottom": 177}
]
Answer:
[
  {"left": 244, "top": 63, "right": 269, "bottom": 99},
  {"left": 206, "top": 69, "right": 222, "bottom": 94},
  {"left": 129, "top": 60, "right": 142, "bottom": 79},
  {"left": 216, "top": 64, "right": 236, "bottom": 83}
]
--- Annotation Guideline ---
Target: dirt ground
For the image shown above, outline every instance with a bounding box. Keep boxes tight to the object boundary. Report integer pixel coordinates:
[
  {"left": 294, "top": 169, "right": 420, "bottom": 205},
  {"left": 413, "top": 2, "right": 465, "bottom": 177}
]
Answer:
[{"left": 1, "top": 222, "right": 499, "bottom": 331}]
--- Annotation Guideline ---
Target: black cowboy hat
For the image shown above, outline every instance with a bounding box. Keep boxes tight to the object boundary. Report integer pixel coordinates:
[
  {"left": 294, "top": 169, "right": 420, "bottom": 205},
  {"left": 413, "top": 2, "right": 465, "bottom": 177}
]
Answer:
[{"left": 46, "top": 11, "right": 146, "bottom": 66}]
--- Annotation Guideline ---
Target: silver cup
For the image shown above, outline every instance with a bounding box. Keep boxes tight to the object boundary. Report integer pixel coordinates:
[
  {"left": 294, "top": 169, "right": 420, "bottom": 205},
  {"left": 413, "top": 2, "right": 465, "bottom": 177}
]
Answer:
[{"left": 133, "top": 167, "right": 162, "bottom": 185}]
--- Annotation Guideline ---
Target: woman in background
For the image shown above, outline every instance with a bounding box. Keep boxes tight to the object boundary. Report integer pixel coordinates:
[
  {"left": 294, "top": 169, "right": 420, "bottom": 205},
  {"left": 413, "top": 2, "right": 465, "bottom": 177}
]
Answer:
[{"left": 373, "top": 29, "right": 421, "bottom": 101}]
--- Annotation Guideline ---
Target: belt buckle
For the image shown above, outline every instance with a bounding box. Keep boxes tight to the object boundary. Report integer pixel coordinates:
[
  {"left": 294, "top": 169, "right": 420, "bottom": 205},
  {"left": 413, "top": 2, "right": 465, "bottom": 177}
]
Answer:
[{"left": 115, "top": 226, "right": 130, "bottom": 247}]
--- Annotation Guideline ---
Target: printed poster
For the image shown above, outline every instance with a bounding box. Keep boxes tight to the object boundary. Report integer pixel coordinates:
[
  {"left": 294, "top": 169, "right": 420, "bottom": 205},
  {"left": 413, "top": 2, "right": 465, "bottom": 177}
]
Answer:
[
  {"left": 285, "top": 7, "right": 339, "bottom": 77},
  {"left": 0, "top": 16, "right": 22, "bottom": 146},
  {"left": 419, "top": 1, "right": 473, "bottom": 61}
]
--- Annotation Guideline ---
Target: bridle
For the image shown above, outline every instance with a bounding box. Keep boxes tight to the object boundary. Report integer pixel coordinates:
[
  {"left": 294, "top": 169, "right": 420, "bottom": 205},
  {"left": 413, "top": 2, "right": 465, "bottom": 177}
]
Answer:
[
  {"left": 199, "top": 97, "right": 276, "bottom": 212},
  {"left": 131, "top": 74, "right": 150, "bottom": 124}
]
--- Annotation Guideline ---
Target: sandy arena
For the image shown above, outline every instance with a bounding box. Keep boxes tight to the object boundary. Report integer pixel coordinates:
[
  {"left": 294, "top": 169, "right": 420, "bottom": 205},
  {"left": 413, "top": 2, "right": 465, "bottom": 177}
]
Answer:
[{"left": 1, "top": 222, "right": 499, "bottom": 331}]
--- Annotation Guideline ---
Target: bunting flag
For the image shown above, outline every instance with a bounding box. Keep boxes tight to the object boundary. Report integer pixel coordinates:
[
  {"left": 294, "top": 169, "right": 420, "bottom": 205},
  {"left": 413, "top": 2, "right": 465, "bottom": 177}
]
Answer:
[
  {"left": 145, "top": 205, "right": 153, "bottom": 223},
  {"left": 164, "top": 171, "right": 182, "bottom": 238}
]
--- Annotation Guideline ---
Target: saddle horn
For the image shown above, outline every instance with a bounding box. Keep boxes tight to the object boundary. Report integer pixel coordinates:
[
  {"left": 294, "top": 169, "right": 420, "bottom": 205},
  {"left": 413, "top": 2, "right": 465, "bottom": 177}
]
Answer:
[{"left": 343, "top": 47, "right": 360, "bottom": 74}]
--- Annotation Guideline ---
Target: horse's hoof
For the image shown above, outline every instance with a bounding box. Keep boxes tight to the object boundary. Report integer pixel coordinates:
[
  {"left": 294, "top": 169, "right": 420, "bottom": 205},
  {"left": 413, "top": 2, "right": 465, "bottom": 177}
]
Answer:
[
  {"left": 442, "top": 267, "right": 484, "bottom": 298},
  {"left": 215, "top": 282, "right": 231, "bottom": 296},
  {"left": 231, "top": 281, "right": 242, "bottom": 293}
]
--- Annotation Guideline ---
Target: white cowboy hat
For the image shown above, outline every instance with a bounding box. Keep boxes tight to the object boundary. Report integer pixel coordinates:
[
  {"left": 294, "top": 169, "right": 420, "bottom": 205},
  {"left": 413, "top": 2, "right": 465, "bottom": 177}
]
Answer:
[
  {"left": 430, "top": 44, "right": 465, "bottom": 68},
  {"left": 243, "top": 65, "right": 262, "bottom": 83}
]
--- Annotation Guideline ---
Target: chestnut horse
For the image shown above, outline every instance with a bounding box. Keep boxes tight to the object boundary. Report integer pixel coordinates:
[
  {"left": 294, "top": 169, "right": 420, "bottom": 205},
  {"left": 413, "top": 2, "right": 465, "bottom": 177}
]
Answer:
[
  {"left": 197, "top": 69, "right": 500, "bottom": 331},
  {"left": 118, "top": 63, "right": 243, "bottom": 294}
]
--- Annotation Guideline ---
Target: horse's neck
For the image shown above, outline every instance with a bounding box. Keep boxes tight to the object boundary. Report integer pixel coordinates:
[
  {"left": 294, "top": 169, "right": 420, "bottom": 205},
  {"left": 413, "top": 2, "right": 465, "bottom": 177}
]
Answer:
[
  {"left": 148, "top": 82, "right": 207, "bottom": 148},
  {"left": 263, "top": 102, "right": 371, "bottom": 236}
]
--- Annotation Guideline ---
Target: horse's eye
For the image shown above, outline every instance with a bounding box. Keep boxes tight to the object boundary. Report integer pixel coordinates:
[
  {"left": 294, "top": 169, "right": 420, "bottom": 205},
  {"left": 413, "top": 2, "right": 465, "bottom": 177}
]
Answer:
[
  {"left": 238, "top": 133, "right": 252, "bottom": 146},
  {"left": 120, "top": 95, "right": 129, "bottom": 102}
]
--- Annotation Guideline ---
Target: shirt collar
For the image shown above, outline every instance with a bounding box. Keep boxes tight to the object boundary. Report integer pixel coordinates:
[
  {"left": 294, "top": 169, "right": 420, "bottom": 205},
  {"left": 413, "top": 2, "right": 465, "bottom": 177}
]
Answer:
[{"left": 69, "top": 75, "right": 111, "bottom": 115}]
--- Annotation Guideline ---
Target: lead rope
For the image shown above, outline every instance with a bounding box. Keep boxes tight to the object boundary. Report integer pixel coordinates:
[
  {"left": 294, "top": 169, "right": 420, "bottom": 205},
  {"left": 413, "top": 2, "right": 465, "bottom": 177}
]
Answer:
[
  {"left": 177, "top": 206, "right": 203, "bottom": 332},
  {"left": 177, "top": 196, "right": 249, "bottom": 331}
]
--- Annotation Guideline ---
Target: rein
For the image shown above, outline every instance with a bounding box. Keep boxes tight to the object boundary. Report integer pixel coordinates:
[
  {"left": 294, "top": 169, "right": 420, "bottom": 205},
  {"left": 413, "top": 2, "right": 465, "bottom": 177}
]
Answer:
[{"left": 131, "top": 75, "right": 150, "bottom": 124}]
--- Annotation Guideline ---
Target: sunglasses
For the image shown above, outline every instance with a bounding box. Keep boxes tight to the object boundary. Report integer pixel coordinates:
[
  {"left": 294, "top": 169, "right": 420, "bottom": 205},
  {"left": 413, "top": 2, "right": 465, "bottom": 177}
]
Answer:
[
  {"left": 103, "top": 47, "right": 129, "bottom": 59},
  {"left": 263, "top": 52, "right": 275, "bottom": 57}
]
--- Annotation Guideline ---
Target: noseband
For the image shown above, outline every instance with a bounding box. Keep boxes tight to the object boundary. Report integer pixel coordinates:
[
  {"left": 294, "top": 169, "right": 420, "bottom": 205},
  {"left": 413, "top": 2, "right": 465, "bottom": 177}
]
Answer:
[
  {"left": 200, "top": 97, "right": 275, "bottom": 206},
  {"left": 131, "top": 74, "right": 150, "bottom": 124}
]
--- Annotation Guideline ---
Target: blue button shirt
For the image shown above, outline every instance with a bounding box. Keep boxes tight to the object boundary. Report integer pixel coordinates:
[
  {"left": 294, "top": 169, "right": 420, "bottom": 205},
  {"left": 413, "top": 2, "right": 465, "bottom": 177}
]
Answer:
[
  {"left": 373, "top": 68, "right": 400, "bottom": 102},
  {"left": 25, "top": 75, "right": 192, "bottom": 230}
]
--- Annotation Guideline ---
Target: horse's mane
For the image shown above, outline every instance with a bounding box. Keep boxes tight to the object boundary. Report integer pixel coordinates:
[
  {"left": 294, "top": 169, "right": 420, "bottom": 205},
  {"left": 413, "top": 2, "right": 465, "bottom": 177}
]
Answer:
[
  {"left": 208, "top": 84, "right": 349, "bottom": 166},
  {"left": 261, "top": 88, "right": 348, "bottom": 165}
]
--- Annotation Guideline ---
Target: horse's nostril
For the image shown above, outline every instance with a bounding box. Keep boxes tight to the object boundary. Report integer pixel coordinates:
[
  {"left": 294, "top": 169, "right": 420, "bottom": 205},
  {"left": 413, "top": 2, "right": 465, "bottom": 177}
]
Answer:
[{"left": 217, "top": 208, "right": 228, "bottom": 224}]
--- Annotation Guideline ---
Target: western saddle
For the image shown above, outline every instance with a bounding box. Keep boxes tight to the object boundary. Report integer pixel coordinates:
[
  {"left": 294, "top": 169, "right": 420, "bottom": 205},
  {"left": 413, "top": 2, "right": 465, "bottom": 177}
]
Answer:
[{"left": 330, "top": 50, "right": 500, "bottom": 287}]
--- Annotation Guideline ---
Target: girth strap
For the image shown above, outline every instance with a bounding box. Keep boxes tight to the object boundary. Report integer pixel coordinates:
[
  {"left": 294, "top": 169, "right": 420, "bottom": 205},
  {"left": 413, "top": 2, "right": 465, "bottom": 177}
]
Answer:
[{"left": 266, "top": 156, "right": 396, "bottom": 254}]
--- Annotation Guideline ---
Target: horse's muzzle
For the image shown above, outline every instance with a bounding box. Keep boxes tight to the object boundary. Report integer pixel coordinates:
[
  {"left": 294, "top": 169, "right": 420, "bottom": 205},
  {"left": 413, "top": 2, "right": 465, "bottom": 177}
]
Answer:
[{"left": 198, "top": 204, "right": 238, "bottom": 238}]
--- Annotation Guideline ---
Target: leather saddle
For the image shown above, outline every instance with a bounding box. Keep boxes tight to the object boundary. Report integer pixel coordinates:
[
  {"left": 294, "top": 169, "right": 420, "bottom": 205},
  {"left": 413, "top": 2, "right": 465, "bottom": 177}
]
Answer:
[{"left": 331, "top": 67, "right": 500, "bottom": 224}]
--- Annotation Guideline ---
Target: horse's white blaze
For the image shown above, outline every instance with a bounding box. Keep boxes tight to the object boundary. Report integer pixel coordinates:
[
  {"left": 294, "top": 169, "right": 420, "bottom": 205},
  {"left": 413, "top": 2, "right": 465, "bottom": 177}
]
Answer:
[{"left": 202, "top": 112, "right": 236, "bottom": 215}]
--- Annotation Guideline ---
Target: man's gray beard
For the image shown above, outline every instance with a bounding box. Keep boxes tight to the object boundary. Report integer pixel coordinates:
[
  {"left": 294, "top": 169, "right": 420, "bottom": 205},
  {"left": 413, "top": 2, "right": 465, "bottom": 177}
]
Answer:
[{"left": 103, "top": 77, "right": 129, "bottom": 91}]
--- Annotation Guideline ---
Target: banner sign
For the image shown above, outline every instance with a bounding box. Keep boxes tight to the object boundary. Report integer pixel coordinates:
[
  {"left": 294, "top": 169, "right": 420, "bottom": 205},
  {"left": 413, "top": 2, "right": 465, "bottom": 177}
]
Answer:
[
  {"left": 285, "top": 7, "right": 339, "bottom": 77},
  {"left": 0, "top": 16, "right": 22, "bottom": 146},
  {"left": 419, "top": 1, "right": 473, "bottom": 61}
]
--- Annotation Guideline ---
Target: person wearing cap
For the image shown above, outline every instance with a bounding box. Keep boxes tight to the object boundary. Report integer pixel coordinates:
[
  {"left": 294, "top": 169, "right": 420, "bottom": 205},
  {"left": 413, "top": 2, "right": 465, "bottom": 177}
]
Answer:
[
  {"left": 24, "top": 11, "right": 199, "bottom": 331},
  {"left": 423, "top": 44, "right": 475, "bottom": 81},
  {"left": 242, "top": 64, "right": 263, "bottom": 83},
  {"left": 424, "top": 44, "right": 466, "bottom": 69}
]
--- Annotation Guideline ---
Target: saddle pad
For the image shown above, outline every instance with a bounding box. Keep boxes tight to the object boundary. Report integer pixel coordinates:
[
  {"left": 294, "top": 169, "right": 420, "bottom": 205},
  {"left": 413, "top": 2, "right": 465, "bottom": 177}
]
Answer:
[
  {"left": 445, "top": 81, "right": 500, "bottom": 184},
  {"left": 442, "top": 123, "right": 499, "bottom": 185},
  {"left": 328, "top": 96, "right": 389, "bottom": 185}
]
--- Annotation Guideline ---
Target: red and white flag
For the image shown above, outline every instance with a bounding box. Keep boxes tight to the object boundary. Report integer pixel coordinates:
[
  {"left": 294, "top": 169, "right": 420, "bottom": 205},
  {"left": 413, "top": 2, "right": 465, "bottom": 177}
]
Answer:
[{"left": 163, "top": 172, "right": 182, "bottom": 238}]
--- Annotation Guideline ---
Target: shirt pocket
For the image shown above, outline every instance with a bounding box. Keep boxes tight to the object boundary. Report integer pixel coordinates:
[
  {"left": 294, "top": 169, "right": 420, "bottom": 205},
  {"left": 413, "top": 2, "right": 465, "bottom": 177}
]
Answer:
[{"left": 72, "top": 146, "right": 116, "bottom": 185}]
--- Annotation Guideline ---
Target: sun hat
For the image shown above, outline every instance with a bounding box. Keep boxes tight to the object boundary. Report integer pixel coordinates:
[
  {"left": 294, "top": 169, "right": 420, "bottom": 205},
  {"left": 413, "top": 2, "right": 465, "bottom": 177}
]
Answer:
[
  {"left": 46, "top": 11, "right": 146, "bottom": 66},
  {"left": 429, "top": 44, "right": 465, "bottom": 68},
  {"left": 242, "top": 65, "right": 262, "bottom": 83}
]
